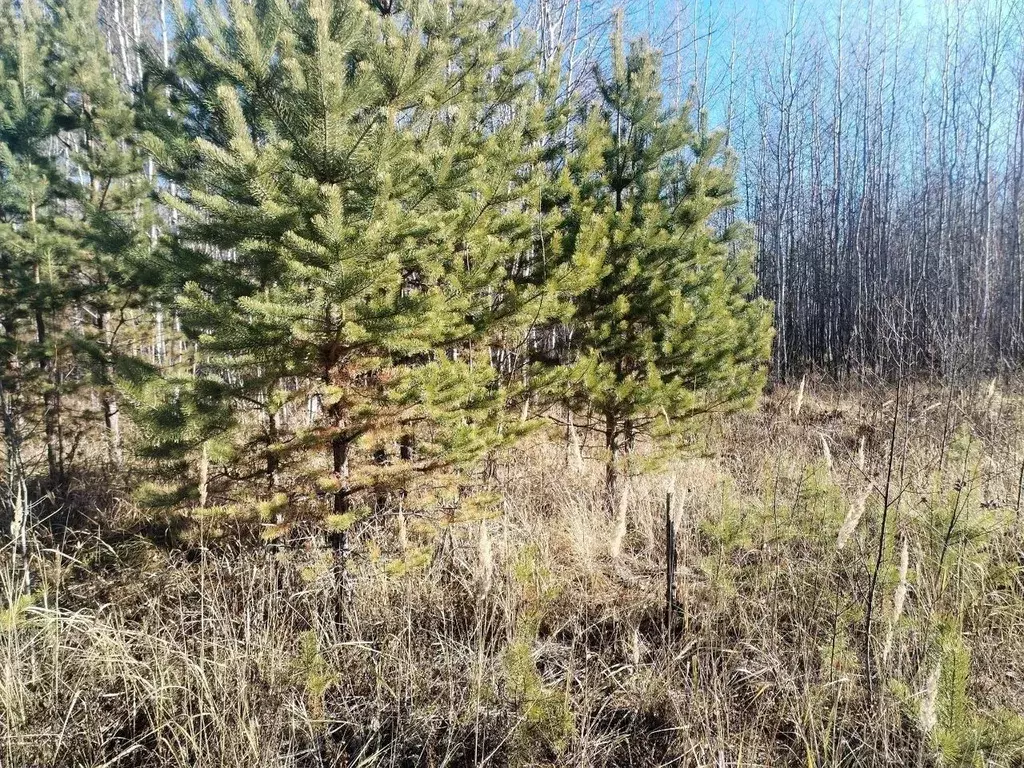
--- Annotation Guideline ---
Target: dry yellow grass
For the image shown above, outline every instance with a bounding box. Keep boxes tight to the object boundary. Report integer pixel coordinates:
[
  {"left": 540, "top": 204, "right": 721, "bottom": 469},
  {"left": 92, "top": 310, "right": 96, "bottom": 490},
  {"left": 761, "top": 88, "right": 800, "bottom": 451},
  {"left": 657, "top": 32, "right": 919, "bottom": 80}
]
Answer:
[{"left": 3, "top": 380, "right": 1024, "bottom": 767}]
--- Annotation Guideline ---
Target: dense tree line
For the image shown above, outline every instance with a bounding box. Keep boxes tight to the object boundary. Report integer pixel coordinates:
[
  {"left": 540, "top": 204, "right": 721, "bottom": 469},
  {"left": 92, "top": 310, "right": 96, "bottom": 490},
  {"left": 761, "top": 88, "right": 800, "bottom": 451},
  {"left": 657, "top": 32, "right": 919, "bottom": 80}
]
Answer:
[
  {"left": 84, "top": 0, "right": 1024, "bottom": 381},
  {"left": 735, "top": 0, "right": 1024, "bottom": 378},
  {"left": 0, "top": 0, "right": 768, "bottom": 553},
  {"left": 525, "top": 0, "right": 1024, "bottom": 379}
]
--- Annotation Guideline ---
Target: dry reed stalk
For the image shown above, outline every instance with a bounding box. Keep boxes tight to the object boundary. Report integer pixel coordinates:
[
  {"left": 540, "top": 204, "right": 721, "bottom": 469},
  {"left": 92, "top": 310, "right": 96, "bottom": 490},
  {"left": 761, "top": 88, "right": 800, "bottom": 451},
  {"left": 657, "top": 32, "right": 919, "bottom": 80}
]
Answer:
[
  {"left": 820, "top": 433, "right": 834, "bottom": 474},
  {"left": 477, "top": 521, "right": 494, "bottom": 599},
  {"left": 397, "top": 502, "right": 409, "bottom": 551},
  {"left": 858, "top": 435, "right": 866, "bottom": 472},
  {"left": 608, "top": 483, "right": 630, "bottom": 560},
  {"left": 837, "top": 486, "right": 871, "bottom": 550},
  {"left": 987, "top": 377, "right": 1002, "bottom": 422},
  {"left": 882, "top": 537, "right": 910, "bottom": 664},
  {"left": 568, "top": 413, "right": 584, "bottom": 473},
  {"left": 920, "top": 660, "right": 941, "bottom": 735},
  {"left": 670, "top": 476, "right": 688, "bottom": 530},
  {"left": 629, "top": 626, "right": 641, "bottom": 666},
  {"left": 793, "top": 375, "right": 807, "bottom": 418},
  {"left": 893, "top": 538, "right": 909, "bottom": 619}
]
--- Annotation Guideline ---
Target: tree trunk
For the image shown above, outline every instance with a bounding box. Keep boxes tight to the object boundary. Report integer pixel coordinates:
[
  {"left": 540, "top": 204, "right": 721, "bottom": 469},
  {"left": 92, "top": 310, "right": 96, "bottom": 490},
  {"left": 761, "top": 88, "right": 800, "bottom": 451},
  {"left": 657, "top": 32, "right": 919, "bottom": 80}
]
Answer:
[
  {"left": 97, "top": 312, "right": 122, "bottom": 468},
  {"left": 34, "top": 277, "right": 60, "bottom": 485},
  {"left": 330, "top": 430, "right": 350, "bottom": 623},
  {"left": 197, "top": 441, "right": 209, "bottom": 508},
  {"left": 604, "top": 410, "right": 619, "bottom": 516},
  {"left": 267, "top": 409, "right": 279, "bottom": 492}
]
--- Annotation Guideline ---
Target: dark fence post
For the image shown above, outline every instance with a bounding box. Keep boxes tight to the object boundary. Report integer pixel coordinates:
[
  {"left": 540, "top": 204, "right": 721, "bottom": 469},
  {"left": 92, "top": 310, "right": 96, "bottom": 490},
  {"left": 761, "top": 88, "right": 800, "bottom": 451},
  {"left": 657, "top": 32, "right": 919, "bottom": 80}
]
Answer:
[{"left": 665, "top": 490, "right": 676, "bottom": 640}]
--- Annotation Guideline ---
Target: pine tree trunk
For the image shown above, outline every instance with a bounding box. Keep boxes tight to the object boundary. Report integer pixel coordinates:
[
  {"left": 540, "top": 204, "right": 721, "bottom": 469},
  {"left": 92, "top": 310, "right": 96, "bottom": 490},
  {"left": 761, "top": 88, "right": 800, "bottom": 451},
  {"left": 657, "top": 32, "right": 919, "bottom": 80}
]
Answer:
[
  {"left": 330, "top": 431, "right": 350, "bottom": 624},
  {"left": 399, "top": 433, "right": 414, "bottom": 462},
  {"left": 174, "top": 314, "right": 184, "bottom": 369},
  {"left": 154, "top": 309, "right": 164, "bottom": 366},
  {"left": 266, "top": 409, "right": 286, "bottom": 568},
  {"left": 605, "top": 411, "right": 619, "bottom": 517},
  {"left": 101, "top": 389, "right": 121, "bottom": 467},
  {"left": 34, "top": 268, "right": 60, "bottom": 485},
  {"left": 2, "top": 321, "right": 21, "bottom": 450},
  {"left": 98, "top": 312, "right": 122, "bottom": 468},
  {"left": 197, "top": 441, "right": 209, "bottom": 508},
  {"left": 267, "top": 409, "right": 279, "bottom": 491},
  {"left": 567, "top": 410, "right": 584, "bottom": 472},
  {"left": 27, "top": 199, "right": 59, "bottom": 484},
  {"left": 2, "top": 344, "right": 31, "bottom": 593},
  {"left": 332, "top": 434, "right": 350, "bottom": 515}
]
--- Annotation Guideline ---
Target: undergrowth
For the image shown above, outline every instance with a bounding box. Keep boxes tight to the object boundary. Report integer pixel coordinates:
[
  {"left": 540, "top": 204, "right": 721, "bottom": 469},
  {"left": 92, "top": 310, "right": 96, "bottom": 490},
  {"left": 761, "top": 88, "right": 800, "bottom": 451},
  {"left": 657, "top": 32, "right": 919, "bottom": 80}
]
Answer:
[{"left": 2, "top": 381, "right": 1024, "bottom": 767}]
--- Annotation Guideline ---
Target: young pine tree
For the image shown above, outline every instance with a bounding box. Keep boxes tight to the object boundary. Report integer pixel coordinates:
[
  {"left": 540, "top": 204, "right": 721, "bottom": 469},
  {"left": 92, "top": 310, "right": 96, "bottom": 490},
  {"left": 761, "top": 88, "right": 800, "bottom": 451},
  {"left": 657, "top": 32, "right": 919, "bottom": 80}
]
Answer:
[
  {"left": 557, "top": 29, "right": 772, "bottom": 505},
  {"left": 144, "top": 0, "right": 574, "bottom": 539},
  {"left": 0, "top": 1, "right": 67, "bottom": 484},
  {"left": 46, "top": 0, "right": 156, "bottom": 468},
  {"left": 0, "top": 0, "right": 153, "bottom": 481}
]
